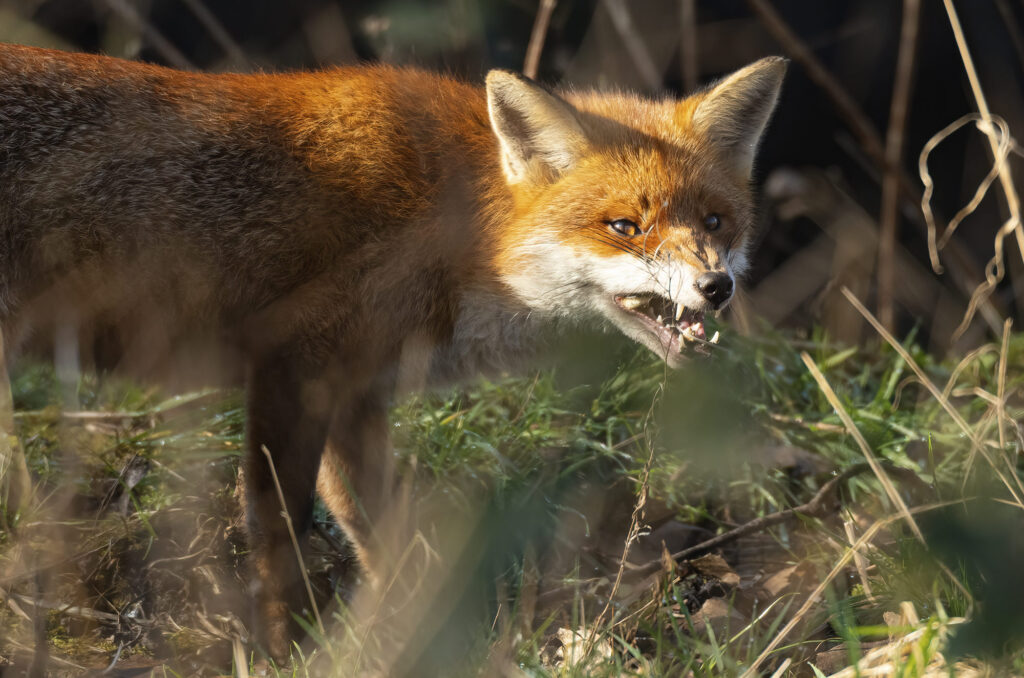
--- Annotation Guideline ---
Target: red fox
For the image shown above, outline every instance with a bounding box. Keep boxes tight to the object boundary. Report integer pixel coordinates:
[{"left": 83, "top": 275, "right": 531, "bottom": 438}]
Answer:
[{"left": 0, "top": 43, "right": 785, "bottom": 659}]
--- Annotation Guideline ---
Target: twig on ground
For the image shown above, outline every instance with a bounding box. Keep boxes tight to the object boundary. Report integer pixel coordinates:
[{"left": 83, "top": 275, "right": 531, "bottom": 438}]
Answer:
[
  {"left": 537, "top": 461, "right": 920, "bottom": 609},
  {"left": 14, "top": 389, "right": 226, "bottom": 425},
  {"left": 9, "top": 592, "right": 154, "bottom": 626},
  {"left": 664, "top": 462, "right": 919, "bottom": 565}
]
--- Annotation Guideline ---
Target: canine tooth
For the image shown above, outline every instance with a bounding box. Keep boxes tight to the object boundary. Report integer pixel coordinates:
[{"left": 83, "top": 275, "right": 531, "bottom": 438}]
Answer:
[
  {"left": 656, "top": 314, "right": 663, "bottom": 323},
  {"left": 710, "top": 331, "right": 720, "bottom": 344},
  {"left": 674, "top": 304, "right": 684, "bottom": 321}
]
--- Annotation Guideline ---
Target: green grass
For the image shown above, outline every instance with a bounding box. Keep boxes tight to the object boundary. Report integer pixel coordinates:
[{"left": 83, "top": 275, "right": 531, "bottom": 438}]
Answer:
[{"left": 1, "top": 324, "right": 1022, "bottom": 676}]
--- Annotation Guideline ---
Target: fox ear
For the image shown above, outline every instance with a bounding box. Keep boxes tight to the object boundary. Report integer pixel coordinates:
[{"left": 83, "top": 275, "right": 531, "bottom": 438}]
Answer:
[
  {"left": 690, "top": 57, "right": 787, "bottom": 177},
  {"left": 486, "top": 70, "right": 589, "bottom": 184}
]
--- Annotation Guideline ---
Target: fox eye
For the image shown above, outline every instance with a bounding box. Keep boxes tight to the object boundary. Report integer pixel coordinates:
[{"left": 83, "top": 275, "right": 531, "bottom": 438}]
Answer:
[
  {"left": 703, "top": 214, "right": 722, "bottom": 232},
  {"left": 608, "top": 218, "right": 641, "bottom": 237}
]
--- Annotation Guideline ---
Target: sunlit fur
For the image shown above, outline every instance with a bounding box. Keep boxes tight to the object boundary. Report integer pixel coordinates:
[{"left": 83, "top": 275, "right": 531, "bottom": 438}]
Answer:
[
  {"left": 490, "top": 59, "right": 786, "bottom": 366},
  {"left": 0, "top": 44, "right": 784, "bottom": 658}
]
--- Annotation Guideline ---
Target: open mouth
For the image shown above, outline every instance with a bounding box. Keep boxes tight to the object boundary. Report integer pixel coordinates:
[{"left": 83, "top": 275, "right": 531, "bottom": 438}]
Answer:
[{"left": 613, "top": 293, "right": 719, "bottom": 356}]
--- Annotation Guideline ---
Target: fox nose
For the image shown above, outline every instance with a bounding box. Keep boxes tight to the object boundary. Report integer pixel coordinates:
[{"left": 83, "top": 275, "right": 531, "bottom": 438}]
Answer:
[{"left": 695, "top": 272, "right": 734, "bottom": 308}]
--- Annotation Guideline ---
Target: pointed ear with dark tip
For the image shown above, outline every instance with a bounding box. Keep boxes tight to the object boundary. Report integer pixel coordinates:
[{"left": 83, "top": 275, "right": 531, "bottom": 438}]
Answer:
[
  {"left": 486, "top": 70, "right": 590, "bottom": 184},
  {"left": 690, "top": 57, "right": 788, "bottom": 177}
]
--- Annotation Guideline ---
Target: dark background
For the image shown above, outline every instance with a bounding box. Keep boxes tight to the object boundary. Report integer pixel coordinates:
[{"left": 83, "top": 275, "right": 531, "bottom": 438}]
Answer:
[{"left": 4, "top": 0, "right": 1023, "bottom": 351}]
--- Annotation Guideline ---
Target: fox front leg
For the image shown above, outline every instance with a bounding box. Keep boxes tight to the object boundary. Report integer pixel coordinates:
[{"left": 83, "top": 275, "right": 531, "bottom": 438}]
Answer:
[{"left": 243, "top": 352, "right": 332, "bottom": 662}]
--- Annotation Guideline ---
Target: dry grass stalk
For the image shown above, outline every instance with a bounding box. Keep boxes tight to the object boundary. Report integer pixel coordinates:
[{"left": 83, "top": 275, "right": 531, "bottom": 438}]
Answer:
[
  {"left": 940, "top": 0, "right": 1024, "bottom": 339},
  {"left": 259, "top": 444, "right": 325, "bottom": 638},
  {"left": 100, "top": 0, "right": 195, "bottom": 69},
  {"left": 0, "top": 327, "right": 29, "bottom": 530},
  {"left": 740, "top": 501, "right": 963, "bottom": 678},
  {"left": 843, "top": 519, "right": 875, "bottom": 602},
  {"left": 179, "top": 0, "right": 249, "bottom": 69},
  {"left": 768, "top": 657, "right": 792, "bottom": 678},
  {"left": 583, "top": 377, "right": 667, "bottom": 658},
  {"left": 877, "top": 0, "right": 921, "bottom": 331},
  {"left": 679, "top": 0, "right": 698, "bottom": 91},
  {"left": 842, "top": 287, "right": 1024, "bottom": 507},
  {"left": 582, "top": 442, "right": 656, "bottom": 656},
  {"left": 800, "top": 351, "right": 924, "bottom": 541},
  {"left": 941, "top": 341, "right": 998, "bottom": 400},
  {"left": 523, "top": 0, "right": 556, "bottom": 80},
  {"left": 920, "top": 114, "right": 1012, "bottom": 273},
  {"left": 997, "top": 318, "right": 1012, "bottom": 454},
  {"left": 748, "top": 0, "right": 1002, "bottom": 330},
  {"left": 233, "top": 635, "right": 250, "bottom": 678},
  {"left": 745, "top": 0, "right": 883, "bottom": 163},
  {"left": 943, "top": 0, "right": 1023, "bottom": 251},
  {"left": 600, "top": 0, "right": 663, "bottom": 91},
  {"left": 825, "top": 605, "right": 969, "bottom": 678}
]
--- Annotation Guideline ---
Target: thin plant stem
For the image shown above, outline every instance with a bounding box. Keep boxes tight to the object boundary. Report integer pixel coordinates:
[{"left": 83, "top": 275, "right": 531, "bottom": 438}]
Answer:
[
  {"left": 878, "top": 0, "right": 921, "bottom": 330},
  {"left": 801, "top": 352, "right": 924, "bottom": 542},
  {"left": 523, "top": 0, "right": 556, "bottom": 80},
  {"left": 260, "top": 445, "right": 325, "bottom": 637}
]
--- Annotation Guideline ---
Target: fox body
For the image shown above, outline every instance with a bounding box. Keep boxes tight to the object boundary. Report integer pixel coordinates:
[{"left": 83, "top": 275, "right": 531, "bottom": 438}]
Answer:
[{"left": 0, "top": 43, "right": 785, "bottom": 658}]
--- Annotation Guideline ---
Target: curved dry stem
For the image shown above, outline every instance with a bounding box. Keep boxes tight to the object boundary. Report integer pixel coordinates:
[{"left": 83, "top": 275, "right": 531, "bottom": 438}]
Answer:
[{"left": 918, "top": 114, "right": 1013, "bottom": 275}]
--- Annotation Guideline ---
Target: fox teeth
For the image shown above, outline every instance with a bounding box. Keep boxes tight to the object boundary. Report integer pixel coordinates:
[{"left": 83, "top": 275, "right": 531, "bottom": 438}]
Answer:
[
  {"left": 674, "top": 304, "right": 684, "bottom": 321},
  {"left": 709, "top": 331, "right": 720, "bottom": 344},
  {"left": 619, "top": 297, "right": 644, "bottom": 310},
  {"left": 656, "top": 314, "right": 663, "bottom": 323}
]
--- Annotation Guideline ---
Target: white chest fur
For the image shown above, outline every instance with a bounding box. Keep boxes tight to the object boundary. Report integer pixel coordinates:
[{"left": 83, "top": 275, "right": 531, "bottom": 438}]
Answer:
[{"left": 426, "top": 291, "right": 542, "bottom": 387}]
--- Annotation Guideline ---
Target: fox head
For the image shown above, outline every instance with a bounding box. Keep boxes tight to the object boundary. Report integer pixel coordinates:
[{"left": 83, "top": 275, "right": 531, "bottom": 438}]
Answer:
[{"left": 487, "top": 58, "right": 786, "bottom": 367}]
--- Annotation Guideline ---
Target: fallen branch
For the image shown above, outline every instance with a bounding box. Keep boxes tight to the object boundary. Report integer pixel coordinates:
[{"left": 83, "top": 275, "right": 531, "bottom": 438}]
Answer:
[
  {"left": 9, "top": 593, "right": 154, "bottom": 626},
  {"left": 13, "top": 389, "right": 227, "bottom": 426},
  {"left": 657, "top": 462, "right": 920, "bottom": 574},
  {"left": 536, "top": 461, "right": 922, "bottom": 611}
]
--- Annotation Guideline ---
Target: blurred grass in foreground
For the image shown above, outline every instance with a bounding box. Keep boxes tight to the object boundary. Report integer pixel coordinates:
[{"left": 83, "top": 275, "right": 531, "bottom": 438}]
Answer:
[{"left": 1, "top": 323, "right": 1022, "bottom": 677}]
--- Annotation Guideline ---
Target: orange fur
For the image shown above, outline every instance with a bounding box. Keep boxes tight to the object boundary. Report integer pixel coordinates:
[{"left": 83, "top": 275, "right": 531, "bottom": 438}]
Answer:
[{"left": 0, "top": 43, "right": 785, "bottom": 659}]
